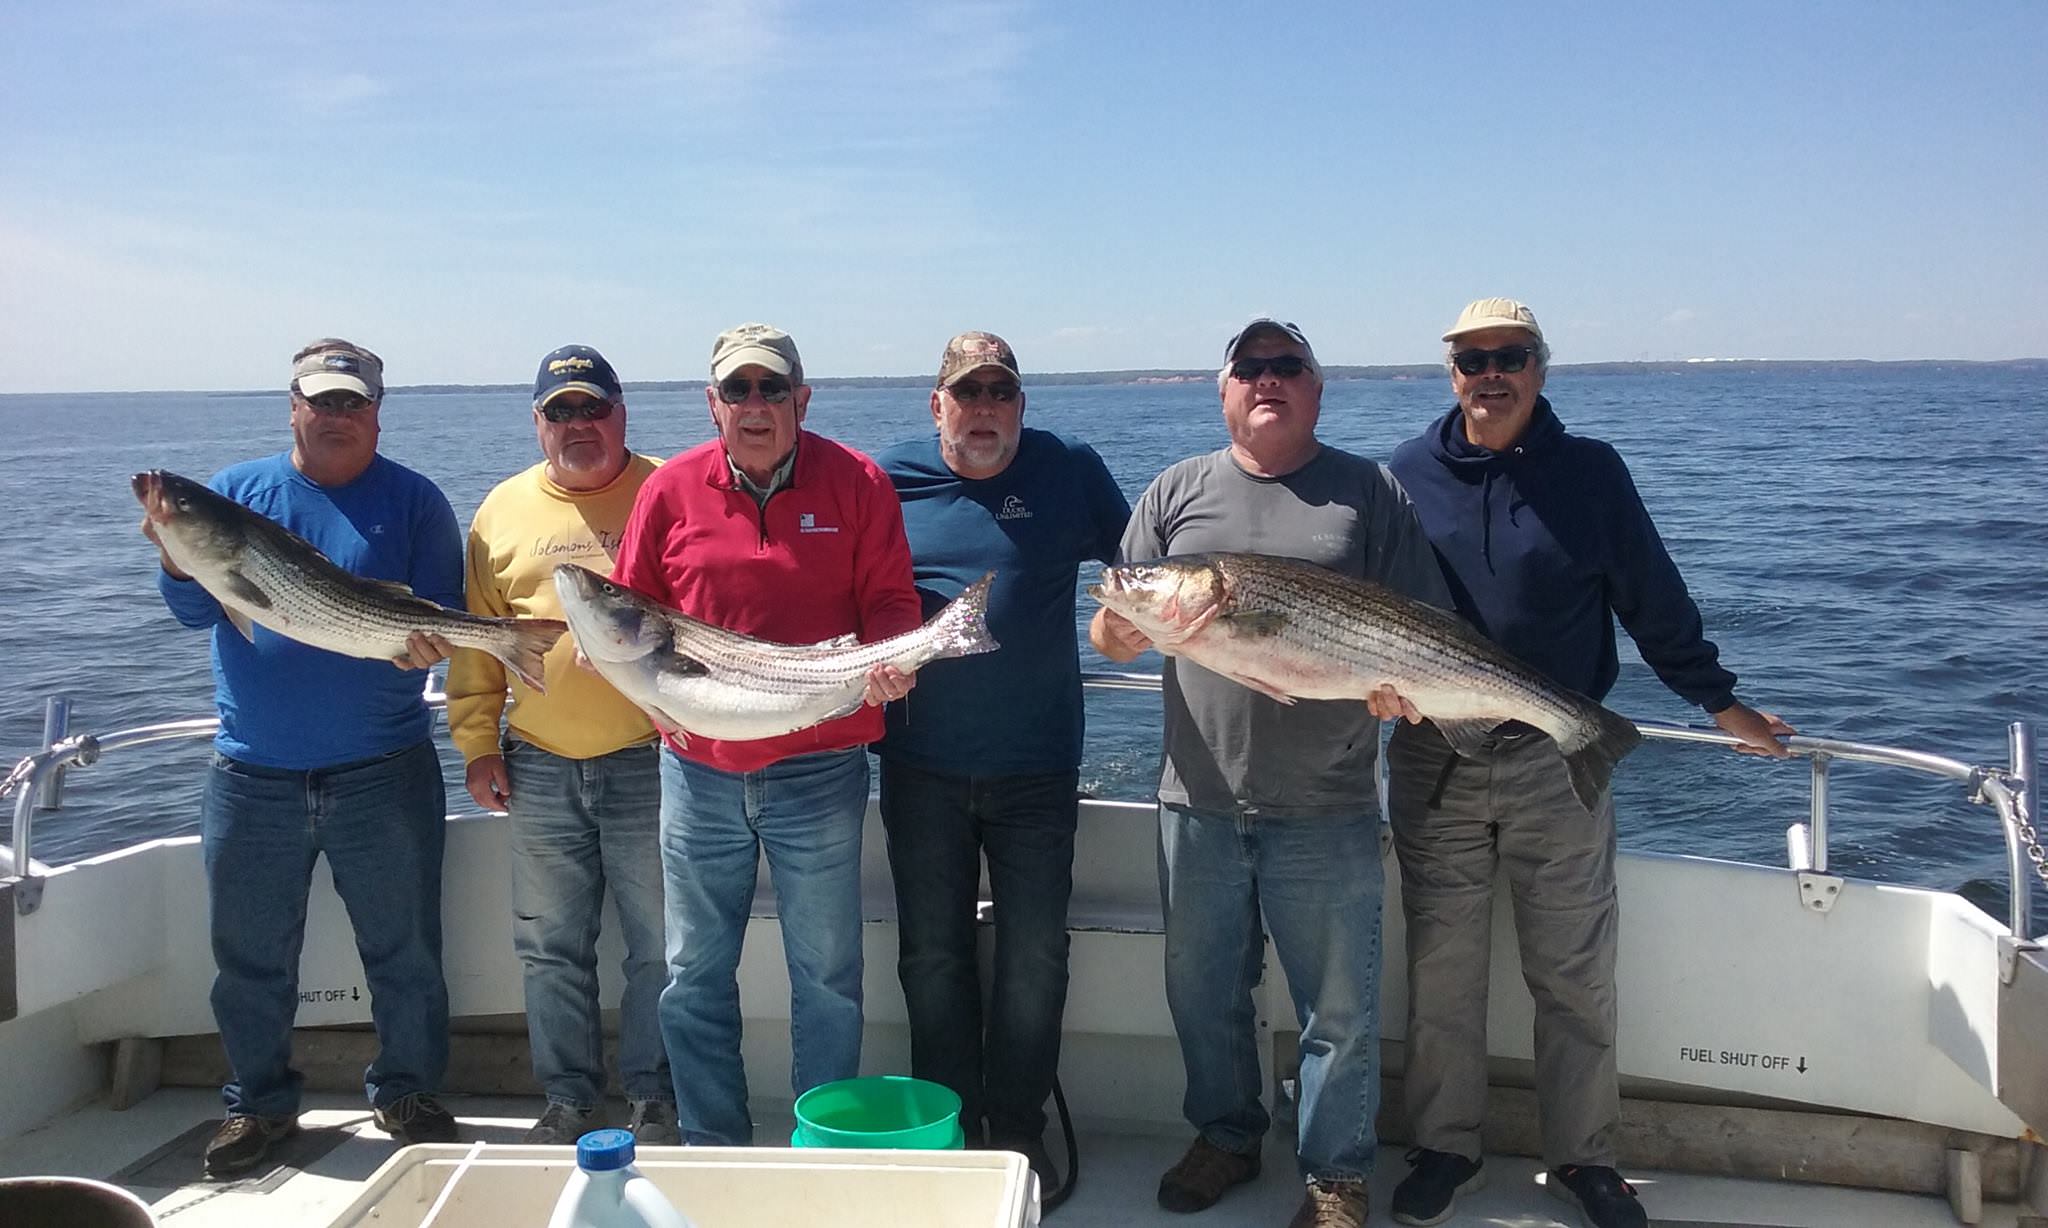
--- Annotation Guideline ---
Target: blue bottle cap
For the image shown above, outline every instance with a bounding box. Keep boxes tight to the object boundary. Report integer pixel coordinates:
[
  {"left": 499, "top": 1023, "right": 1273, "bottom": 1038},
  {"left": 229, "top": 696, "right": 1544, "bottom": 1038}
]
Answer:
[{"left": 576, "top": 1128, "right": 637, "bottom": 1171}]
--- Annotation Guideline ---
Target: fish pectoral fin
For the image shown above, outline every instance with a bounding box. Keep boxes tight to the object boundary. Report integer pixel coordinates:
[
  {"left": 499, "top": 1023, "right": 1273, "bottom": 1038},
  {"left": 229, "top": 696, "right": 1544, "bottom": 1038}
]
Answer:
[
  {"left": 817, "top": 632, "right": 861, "bottom": 649},
  {"left": 220, "top": 569, "right": 272, "bottom": 610},
  {"left": 361, "top": 578, "right": 418, "bottom": 599},
  {"left": 1431, "top": 717, "right": 1500, "bottom": 757},
  {"left": 1217, "top": 610, "right": 1288, "bottom": 638},
  {"left": 645, "top": 708, "right": 689, "bottom": 745},
  {"left": 657, "top": 655, "right": 709, "bottom": 679},
  {"left": 224, "top": 607, "right": 258, "bottom": 643},
  {"left": 1216, "top": 669, "right": 1296, "bottom": 705}
]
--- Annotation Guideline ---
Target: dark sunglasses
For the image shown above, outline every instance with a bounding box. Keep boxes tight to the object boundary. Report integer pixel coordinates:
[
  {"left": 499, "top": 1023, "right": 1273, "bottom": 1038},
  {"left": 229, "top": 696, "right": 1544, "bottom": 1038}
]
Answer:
[
  {"left": 1228, "top": 355, "right": 1309, "bottom": 382},
  {"left": 948, "top": 378, "right": 1020, "bottom": 404},
  {"left": 715, "top": 375, "right": 793, "bottom": 405},
  {"left": 1452, "top": 345, "right": 1537, "bottom": 376},
  {"left": 297, "top": 389, "right": 374, "bottom": 414},
  {"left": 538, "top": 398, "right": 616, "bottom": 423}
]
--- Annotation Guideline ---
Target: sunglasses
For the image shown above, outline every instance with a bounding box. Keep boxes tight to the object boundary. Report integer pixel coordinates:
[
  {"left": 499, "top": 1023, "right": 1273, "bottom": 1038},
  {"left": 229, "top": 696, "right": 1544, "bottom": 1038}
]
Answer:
[
  {"left": 715, "top": 375, "right": 793, "bottom": 405},
  {"left": 298, "top": 390, "right": 374, "bottom": 414},
  {"left": 948, "top": 378, "right": 1020, "bottom": 404},
  {"left": 538, "top": 398, "right": 616, "bottom": 423},
  {"left": 1452, "top": 345, "right": 1537, "bottom": 376},
  {"left": 1228, "top": 355, "right": 1309, "bottom": 382}
]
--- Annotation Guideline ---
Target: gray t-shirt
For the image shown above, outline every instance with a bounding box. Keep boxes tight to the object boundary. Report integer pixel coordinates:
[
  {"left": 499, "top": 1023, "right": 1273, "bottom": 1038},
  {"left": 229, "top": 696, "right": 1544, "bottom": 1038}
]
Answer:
[{"left": 1119, "top": 445, "right": 1452, "bottom": 817}]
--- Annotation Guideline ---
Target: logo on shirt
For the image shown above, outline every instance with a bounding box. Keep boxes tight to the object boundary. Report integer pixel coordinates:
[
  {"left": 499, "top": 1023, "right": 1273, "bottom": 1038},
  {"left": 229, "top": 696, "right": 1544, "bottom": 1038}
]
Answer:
[
  {"left": 799, "top": 512, "right": 839, "bottom": 534},
  {"left": 996, "top": 495, "right": 1033, "bottom": 521}
]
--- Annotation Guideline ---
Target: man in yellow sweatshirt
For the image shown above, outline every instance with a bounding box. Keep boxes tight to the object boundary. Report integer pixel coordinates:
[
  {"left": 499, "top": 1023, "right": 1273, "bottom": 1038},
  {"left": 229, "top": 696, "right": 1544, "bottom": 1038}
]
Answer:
[{"left": 444, "top": 344, "right": 675, "bottom": 1144}]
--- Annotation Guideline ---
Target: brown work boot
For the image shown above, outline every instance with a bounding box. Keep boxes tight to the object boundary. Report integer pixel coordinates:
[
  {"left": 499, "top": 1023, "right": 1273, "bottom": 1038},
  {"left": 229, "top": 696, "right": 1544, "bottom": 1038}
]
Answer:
[
  {"left": 1157, "top": 1135, "right": 1261, "bottom": 1212},
  {"left": 1288, "top": 1177, "right": 1370, "bottom": 1228}
]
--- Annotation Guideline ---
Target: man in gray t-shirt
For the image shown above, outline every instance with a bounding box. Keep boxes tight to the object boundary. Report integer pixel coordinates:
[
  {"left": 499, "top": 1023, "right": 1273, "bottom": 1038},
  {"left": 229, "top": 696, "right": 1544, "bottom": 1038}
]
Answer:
[{"left": 1090, "top": 318, "right": 1449, "bottom": 1227}]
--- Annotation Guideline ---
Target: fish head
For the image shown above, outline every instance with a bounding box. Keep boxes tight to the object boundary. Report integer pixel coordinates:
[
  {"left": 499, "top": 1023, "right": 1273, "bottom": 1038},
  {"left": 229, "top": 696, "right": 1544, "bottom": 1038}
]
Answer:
[
  {"left": 131, "top": 469, "right": 246, "bottom": 564},
  {"left": 551, "top": 564, "right": 668, "bottom": 665},
  {"left": 1089, "top": 556, "right": 1228, "bottom": 640}
]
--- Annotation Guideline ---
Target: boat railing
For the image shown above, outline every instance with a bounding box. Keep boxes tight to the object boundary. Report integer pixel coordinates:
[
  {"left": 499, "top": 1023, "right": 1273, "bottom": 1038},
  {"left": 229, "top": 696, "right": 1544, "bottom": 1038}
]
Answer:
[{"left": 4, "top": 675, "right": 2041, "bottom": 949}]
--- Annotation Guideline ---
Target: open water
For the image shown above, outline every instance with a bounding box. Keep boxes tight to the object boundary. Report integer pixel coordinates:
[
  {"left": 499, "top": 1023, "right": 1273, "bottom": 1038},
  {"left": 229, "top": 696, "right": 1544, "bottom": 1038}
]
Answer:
[{"left": 2, "top": 368, "right": 2043, "bottom": 931}]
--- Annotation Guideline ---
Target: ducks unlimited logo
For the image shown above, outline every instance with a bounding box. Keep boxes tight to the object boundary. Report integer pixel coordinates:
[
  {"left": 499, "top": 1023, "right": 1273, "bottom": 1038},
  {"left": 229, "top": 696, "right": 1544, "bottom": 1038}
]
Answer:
[{"left": 995, "top": 495, "right": 1032, "bottom": 521}]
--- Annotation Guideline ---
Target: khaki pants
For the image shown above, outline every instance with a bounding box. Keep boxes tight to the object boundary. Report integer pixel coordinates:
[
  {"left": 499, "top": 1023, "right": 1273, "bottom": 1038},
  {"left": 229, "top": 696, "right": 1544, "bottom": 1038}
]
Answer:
[{"left": 1387, "top": 720, "right": 1620, "bottom": 1168}]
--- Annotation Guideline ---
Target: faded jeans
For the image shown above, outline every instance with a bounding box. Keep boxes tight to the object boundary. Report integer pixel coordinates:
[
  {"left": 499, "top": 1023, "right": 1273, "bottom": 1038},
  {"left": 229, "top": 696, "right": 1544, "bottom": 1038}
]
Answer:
[
  {"left": 201, "top": 739, "right": 448, "bottom": 1117},
  {"left": 657, "top": 746, "right": 868, "bottom": 1144},
  {"left": 504, "top": 738, "right": 671, "bottom": 1109},
  {"left": 1158, "top": 803, "right": 1385, "bottom": 1182},
  {"left": 878, "top": 759, "right": 1078, "bottom": 1145}
]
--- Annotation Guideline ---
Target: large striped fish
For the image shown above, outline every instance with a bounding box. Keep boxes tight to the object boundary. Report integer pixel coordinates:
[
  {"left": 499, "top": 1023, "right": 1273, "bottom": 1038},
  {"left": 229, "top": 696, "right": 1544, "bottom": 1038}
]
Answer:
[
  {"left": 1090, "top": 551, "right": 1641, "bottom": 812},
  {"left": 133, "top": 469, "right": 565, "bottom": 690},
  {"left": 552, "top": 563, "right": 997, "bottom": 742}
]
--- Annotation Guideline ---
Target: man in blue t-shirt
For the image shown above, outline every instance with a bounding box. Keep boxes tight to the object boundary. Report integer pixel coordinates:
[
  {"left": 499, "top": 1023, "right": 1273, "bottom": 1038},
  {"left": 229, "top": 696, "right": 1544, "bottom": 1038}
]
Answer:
[
  {"left": 875, "top": 332, "right": 1130, "bottom": 1190},
  {"left": 140, "top": 338, "right": 465, "bottom": 1177}
]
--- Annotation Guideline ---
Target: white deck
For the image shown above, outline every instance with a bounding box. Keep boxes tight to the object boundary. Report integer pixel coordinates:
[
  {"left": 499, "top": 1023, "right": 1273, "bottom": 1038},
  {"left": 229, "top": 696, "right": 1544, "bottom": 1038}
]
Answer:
[{"left": 0, "top": 1088, "right": 2027, "bottom": 1227}]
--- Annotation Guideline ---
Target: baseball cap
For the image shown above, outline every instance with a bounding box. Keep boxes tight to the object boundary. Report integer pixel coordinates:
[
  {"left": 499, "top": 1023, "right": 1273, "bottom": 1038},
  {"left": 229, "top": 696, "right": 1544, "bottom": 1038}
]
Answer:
[
  {"left": 1442, "top": 297, "right": 1544, "bottom": 343},
  {"left": 710, "top": 323, "right": 803, "bottom": 386},
  {"left": 533, "top": 344, "right": 622, "bottom": 408},
  {"left": 291, "top": 339, "right": 384, "bottom": 400},
  {"left": 936, "top": 331, "right": 1020, "bottom": 387},
  {"left": 1223, "top": 318, "right": 1322, "bottom": 379}
]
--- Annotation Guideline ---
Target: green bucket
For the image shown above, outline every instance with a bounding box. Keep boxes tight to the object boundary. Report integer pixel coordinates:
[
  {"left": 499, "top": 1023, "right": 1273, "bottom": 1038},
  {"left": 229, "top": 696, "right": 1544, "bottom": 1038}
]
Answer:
[{"left": 790, "top": 1076, "right": 966, "bottom": 1149}]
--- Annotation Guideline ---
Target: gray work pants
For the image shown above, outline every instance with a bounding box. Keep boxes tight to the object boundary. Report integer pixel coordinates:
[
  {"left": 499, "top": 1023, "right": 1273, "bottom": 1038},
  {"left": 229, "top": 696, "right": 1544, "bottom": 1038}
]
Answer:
[{"left": 1386, "top": 720, "right": 1620, "bottom": 1168}]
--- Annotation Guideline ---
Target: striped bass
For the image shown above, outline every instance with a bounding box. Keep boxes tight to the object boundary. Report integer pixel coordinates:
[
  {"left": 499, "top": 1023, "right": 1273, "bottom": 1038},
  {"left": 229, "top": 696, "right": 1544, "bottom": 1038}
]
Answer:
[
  {"left": 133, "top": 469, "right": 566, "bottom": 690},
  {"left": 552, "top": 564, "right": 998, "bottom": 742},
  {"left": 1090, "top": 551, "right": 1642, "bottom": 812}
]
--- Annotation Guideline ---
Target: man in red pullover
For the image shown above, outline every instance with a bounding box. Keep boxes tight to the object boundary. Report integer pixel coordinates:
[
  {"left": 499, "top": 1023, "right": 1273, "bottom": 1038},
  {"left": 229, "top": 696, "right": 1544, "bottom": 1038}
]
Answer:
[{"left": 611, "top": 322, "right": 922, "bottom": 1144}]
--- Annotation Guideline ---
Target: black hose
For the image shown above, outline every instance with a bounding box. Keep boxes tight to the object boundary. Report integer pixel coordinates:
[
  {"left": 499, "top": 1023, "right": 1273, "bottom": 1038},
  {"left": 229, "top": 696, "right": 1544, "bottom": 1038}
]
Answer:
[{"left": 1040, "top": 1073, "right": 1078, "bottom": 1212}]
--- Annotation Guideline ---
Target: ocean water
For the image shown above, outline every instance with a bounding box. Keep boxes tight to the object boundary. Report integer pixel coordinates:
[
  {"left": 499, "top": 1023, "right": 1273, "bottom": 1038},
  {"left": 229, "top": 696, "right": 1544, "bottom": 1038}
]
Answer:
[{"left": 2, "top": 368, "right": 2043, "bottom": 931}]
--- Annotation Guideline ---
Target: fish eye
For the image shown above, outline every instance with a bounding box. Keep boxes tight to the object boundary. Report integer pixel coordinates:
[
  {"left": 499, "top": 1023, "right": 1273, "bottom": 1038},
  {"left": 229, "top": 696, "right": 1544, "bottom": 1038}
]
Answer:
[{"left": 600, "top": 582, "right": 617, "bottom": 595}]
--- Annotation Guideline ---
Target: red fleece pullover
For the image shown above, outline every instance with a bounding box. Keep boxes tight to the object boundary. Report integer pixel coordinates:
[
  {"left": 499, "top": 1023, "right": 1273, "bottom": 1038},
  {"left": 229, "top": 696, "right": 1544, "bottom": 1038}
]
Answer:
[{"left": 611, "top": 432, "right": 921, "bottom": 772}]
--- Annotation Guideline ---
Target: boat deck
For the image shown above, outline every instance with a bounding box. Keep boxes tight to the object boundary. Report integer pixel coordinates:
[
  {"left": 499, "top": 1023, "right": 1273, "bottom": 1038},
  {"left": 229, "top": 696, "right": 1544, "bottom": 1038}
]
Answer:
[{"left": 0, "top": 1087, "right": 2026, "bottom": 1227}]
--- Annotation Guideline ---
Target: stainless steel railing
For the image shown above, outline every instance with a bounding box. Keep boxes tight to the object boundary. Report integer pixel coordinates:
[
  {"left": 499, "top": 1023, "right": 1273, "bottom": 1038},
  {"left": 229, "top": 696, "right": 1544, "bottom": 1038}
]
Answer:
[{"left": 4, "top": 675, "right": 2040, "bottom": 943}]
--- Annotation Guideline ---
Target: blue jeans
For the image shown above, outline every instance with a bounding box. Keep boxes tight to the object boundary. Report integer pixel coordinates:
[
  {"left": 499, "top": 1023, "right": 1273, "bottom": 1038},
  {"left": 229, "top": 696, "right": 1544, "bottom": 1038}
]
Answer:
[
  {"left": 505, "top": 738, "right": 671, "bottom": 1109},
  {"left": 878, "top": 759, "right": 1077, "bottom": 1145},
  {"left": 201, "top": 740, "right": 448, "bottom": 1117},
  {"left": 657, "top": 746, "right": 868, "bottom": 1144},
  {"left": 1158, "top": 804, "right": 1385, "bottom": 1182}
]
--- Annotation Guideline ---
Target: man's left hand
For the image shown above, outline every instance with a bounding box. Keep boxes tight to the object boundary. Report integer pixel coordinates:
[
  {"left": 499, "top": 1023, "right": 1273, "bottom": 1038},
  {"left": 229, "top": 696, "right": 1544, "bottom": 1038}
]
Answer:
[
  {"left": 863, "top": 663, "right": 915, "bottom": 706},
  {"left": 1366, "top": 684, "right": 1424, "bottom": 724},
  {"left": 393, "top": 631, "right": 456, "bottom": 671},
  {"left": 1713, "top": 702, "right": 1796, "bottom": 758}
]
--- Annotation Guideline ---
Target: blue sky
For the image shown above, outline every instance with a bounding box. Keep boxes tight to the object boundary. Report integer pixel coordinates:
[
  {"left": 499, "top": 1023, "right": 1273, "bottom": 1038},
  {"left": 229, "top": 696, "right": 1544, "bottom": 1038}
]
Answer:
[{"left": 3, "top": 1, "right": 2043, "bottom": 392}]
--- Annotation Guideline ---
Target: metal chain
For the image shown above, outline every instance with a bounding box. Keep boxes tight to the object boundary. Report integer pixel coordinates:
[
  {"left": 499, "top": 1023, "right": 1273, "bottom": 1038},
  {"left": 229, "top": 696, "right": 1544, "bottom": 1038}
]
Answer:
[
  {"left": 0, "top": 755, "right": 34, "bottom": 806},
  {"left": 2019, "top": 807, "right": 2048, "bottom": 893}
]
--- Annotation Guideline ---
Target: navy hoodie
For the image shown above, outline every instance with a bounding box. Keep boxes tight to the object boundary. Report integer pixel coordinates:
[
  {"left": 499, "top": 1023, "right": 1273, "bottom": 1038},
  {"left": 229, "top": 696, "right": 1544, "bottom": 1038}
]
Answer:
[{"left": 1388, "top": 398, "right": 1736, "bottom": 712}]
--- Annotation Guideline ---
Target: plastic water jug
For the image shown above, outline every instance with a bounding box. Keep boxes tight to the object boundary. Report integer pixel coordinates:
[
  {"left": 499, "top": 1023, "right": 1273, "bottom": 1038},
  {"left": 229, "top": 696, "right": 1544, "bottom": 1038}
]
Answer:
[{"left": 545, "top": 1129, "right": 696, "bottom": 1228}]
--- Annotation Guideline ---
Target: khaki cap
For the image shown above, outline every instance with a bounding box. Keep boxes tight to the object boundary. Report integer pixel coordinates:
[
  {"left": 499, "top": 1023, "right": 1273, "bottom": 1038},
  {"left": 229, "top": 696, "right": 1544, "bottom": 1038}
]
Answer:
[
  {"left": 1442, "top": 297, "right": 1544, "bottom": 343},
  {"left": 710, "top": 323, "right": 803, "bottom": 386}
]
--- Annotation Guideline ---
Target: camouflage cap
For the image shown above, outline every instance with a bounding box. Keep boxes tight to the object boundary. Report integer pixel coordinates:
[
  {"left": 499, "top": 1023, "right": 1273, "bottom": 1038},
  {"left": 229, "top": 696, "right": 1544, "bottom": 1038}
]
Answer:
[
  {"left": 936, "top": 331, "right": 1019, "bottom": 387},
  {"left": 291, "top": 338, "right": 384, "bottom": 400},
  {"left": 711, "top": 323, "right": 803, "bottom": 386}
]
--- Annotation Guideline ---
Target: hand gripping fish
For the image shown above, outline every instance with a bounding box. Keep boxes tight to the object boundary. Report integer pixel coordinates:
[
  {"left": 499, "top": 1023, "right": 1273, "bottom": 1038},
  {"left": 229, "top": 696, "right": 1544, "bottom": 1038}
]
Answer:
[
  {"left": 552, "top": 564, "right": 998, "bottom": 743},
  {"left": 133, "top": 469, "right": 566, "bottom": 690},
  {"left": 1090, "top": 551, "right": 1642, "bottom": 812}
]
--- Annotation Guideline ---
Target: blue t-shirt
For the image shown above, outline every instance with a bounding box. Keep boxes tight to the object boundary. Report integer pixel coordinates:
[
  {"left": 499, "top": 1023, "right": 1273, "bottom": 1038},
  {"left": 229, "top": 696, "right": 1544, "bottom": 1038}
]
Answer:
[
  {"left": 875, "top": 429, "right": 1130, "bottom": 776},
  {"left": 157, "top": 451, "right": 465, "bottom": 769}
]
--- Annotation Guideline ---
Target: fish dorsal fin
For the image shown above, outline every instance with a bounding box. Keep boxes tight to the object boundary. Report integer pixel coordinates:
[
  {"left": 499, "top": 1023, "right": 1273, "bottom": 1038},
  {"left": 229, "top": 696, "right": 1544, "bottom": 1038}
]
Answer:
[
  {"left": 1218, "top": 610, "right": 1288, "bottom": 637},
  {"left": 1431, "top": 717, "right": 1500, "bottom": 757},
  {"left": 817, "top": 632, "right": 860, "bottom": 649}
]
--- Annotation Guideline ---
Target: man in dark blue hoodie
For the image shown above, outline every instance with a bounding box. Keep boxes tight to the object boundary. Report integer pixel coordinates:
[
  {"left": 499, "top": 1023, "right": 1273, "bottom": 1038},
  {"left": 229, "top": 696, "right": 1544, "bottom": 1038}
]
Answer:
[{"left": 1379, "top": 299, "right": 1793, "bottom": 1228}]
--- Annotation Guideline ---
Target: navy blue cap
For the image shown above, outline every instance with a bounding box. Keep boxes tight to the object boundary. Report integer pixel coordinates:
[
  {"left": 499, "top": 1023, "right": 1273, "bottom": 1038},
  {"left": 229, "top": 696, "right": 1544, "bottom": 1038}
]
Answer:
[
  {"left": 575, "top": 1128, "right": 637, "bottom": 1171},
  {"left": 534, "top": 344, "right": 623, "bottom": 409}
]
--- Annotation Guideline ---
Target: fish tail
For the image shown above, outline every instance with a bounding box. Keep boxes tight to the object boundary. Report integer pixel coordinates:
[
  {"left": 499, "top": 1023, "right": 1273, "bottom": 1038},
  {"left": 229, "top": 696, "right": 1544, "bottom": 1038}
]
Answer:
[
  {"left": 929, "top": 572, "right": 1000, "bottom": 660},
  {"left": 499, "top": 619, "right": 569, "bottom": 693},
  {"left": 1562, "top": 703, "right": 1643, "bottom": 814}
]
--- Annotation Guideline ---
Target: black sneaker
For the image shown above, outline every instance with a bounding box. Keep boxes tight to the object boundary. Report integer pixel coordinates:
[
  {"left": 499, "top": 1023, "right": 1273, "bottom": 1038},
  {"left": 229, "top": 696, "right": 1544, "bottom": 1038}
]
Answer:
[
  {"left": 203, "top": 1113, "right": 298, "bottom": 1178},
  {"left": 1390, "top": 1148, "right": 1485, "bottom": 1225},
  {"left": 373, "top": 1092, "right": 460, "bottom": 1143},
  {"left": 1548, "top": 1164, "right": 1647, "bottom": 1228}
]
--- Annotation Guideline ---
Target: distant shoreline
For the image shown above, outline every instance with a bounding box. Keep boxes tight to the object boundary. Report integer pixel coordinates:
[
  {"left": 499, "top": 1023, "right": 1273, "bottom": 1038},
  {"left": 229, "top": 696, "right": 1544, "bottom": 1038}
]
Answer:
[{"left": 5, "top": 357, "right": 2043, "bottom": 398}]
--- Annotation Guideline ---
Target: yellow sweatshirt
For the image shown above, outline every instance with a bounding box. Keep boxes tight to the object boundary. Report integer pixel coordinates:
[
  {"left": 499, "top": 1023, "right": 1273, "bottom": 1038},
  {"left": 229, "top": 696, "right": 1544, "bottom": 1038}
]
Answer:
[{"left": 446, "top": 455, "right": 661, "bottom": 763}]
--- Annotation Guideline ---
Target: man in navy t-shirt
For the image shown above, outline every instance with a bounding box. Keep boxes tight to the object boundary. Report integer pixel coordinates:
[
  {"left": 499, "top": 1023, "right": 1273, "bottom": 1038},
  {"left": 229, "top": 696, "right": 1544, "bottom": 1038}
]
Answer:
[
  {"left": 874, "top": 332, "right": 1129, "bottom": 1190},
  {"left": 141, "top": 338, "right": 464, "bottom": 1177}
]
